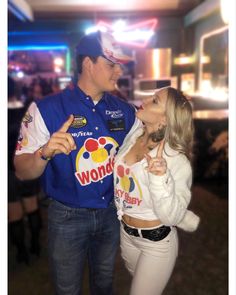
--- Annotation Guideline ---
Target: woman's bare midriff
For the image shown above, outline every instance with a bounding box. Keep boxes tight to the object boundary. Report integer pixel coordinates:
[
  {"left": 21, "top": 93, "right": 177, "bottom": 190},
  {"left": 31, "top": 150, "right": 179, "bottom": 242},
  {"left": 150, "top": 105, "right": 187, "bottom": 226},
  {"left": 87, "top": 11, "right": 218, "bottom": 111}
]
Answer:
[{"left": 122, "top": 214, "right": 162, "bottom": 228}]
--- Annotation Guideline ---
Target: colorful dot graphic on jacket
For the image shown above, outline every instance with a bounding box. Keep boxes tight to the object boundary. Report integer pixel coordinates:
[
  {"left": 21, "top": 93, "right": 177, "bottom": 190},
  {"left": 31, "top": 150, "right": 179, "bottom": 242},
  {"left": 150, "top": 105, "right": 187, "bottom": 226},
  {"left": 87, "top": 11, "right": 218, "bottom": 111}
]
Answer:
[
  {"left": 84, "top": 138, "right": 108, "bottom": 163},
  {"left": 75, "top": 137, "right": 119, "bottom": 186},
  {"left": 116, "top": 165, "right": 135, "bottom": 192}
]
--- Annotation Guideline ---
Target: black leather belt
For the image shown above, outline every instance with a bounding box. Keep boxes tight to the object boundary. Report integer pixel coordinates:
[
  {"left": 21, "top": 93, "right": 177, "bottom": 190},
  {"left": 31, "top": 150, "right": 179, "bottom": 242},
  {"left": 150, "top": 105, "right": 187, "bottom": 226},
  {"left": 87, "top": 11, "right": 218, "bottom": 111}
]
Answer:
[{"left": 121, "top": 221, "right": 171, "bottom": 242}]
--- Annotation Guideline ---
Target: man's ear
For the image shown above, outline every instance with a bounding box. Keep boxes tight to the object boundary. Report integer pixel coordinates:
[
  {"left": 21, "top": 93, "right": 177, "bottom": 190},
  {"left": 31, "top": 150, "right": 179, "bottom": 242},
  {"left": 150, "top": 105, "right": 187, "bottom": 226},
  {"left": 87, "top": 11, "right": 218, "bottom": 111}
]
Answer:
[{"left": 83, "top": 56, "right": 92, "bottom": 71}]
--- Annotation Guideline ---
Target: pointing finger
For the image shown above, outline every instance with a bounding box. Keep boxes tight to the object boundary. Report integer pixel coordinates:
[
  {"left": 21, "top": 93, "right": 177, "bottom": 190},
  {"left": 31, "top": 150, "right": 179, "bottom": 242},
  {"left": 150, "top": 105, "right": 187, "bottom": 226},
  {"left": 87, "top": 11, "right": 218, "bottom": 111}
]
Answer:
[
  {"left": 58, "top": 114, "right": 74, "bottom": 133},
  {"left": 144, "top": 153, "right": 152, "bottom": 163},
  {"left": 157, "top": 139, "right": 165, "bottom": 158},
  {"left": 144, "top": 153, "right": 152, "bottom": 160}
]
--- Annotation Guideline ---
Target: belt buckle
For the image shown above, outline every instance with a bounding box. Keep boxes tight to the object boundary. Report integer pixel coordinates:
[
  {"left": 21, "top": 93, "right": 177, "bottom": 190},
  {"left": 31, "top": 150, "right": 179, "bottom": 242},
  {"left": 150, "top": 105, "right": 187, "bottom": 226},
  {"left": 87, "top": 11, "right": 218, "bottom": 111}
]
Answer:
[{"left": 141, "top": 226, "right": 171, "bottom": 241}]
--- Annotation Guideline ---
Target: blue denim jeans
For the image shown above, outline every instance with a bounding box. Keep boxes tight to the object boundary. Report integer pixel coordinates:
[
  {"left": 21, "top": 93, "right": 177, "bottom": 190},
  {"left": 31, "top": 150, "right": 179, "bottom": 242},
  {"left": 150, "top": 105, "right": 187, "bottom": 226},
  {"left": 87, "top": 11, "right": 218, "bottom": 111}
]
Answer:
[{"left": 47, "top": 199, "right": 120, "bottom": 295}]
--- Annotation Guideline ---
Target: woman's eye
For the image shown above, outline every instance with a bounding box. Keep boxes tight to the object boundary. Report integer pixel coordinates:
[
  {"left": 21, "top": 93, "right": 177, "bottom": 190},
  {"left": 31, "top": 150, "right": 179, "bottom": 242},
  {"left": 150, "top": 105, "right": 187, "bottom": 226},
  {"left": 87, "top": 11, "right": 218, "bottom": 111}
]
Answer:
[{"left": 153, "top": 98, "right": 158, "bottom": 104}]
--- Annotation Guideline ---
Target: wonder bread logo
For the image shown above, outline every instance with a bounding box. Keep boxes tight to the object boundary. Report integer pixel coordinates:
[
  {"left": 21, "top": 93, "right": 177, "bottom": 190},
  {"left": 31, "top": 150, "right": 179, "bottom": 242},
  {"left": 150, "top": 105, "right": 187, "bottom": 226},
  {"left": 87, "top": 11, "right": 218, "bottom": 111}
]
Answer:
[
  {"left": 75, "top": 137, "right": 119, "bottom": 186},
  {"left": 71, "top": 115, "right": 87, "bottom": 128}
]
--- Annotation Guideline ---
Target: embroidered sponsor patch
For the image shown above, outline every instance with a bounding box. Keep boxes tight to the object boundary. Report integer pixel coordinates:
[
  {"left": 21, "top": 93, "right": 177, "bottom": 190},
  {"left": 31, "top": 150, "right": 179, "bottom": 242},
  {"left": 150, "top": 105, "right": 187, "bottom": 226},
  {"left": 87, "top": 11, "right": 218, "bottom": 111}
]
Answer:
[
  {"left": 105, "top": 110, "right": 123, "bottom": 118},
  {"left": 107, "top": 119, "right": 125, "bottom": 131},
  {"left": 71, "top": 131, "right": 93, "bottom": 138},
  {"left": 71, "top": 115, "right": 87, "bottom": 128}
]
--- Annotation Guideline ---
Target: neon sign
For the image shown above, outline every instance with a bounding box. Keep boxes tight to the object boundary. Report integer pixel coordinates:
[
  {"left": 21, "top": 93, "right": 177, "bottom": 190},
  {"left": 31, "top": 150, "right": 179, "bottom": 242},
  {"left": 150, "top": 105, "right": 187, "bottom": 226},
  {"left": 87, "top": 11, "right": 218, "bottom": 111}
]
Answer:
[{"left": 85, "top": 18, "right": 158, "bottom": 48}]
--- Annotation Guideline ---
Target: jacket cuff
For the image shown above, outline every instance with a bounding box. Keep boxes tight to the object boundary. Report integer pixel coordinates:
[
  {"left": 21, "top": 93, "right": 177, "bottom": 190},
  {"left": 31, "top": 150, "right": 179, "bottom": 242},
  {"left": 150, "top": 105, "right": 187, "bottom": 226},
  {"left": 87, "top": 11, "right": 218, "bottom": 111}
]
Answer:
[{"left": 177, "top": 210, "right": 200, "bottom": 232}]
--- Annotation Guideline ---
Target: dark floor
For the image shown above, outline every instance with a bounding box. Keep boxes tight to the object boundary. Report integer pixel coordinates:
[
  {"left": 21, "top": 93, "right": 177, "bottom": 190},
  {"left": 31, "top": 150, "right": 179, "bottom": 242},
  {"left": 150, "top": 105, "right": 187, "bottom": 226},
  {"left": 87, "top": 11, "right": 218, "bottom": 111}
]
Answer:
[{"left": 8, "top": 181, "right": 228, "bottom": 295}]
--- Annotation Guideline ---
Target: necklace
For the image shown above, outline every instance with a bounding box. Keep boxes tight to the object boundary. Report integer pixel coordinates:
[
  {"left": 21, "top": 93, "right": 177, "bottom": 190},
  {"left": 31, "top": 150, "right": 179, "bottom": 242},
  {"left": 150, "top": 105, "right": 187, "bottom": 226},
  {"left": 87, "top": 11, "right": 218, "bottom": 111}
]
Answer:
[
  {"left": 124, "top": 138, "right": 158, "bottom": 164},
  {"left": 139, "top": 135, "right": 158, "bottom": 151}
]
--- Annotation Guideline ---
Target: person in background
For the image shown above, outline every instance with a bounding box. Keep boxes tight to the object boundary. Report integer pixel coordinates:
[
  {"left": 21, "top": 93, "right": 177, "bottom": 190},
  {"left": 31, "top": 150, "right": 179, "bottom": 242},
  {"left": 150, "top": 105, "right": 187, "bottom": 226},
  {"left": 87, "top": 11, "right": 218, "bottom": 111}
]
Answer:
[
  {"left": 51, "top": 78, "right": 61, "bottom": 94},
  {"left": 14, "top": 31, "right": 141, "bottom": 294},
  {"left": 32, "top": 83, "right": 43, "bottom": 100},
  {"left": 114, "top": 86, "right": 200, "bottom": 295},
  {"left": 8, "top": 76, "right": 42, "bottom": 264}
]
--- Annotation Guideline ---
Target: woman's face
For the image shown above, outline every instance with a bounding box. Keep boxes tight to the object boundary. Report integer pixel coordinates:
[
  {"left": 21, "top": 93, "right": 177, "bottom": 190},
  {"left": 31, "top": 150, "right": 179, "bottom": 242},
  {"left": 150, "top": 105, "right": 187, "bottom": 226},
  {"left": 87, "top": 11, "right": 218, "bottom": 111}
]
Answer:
[{"left": 136, "top": 88, "right": 167, "bottom": 126}]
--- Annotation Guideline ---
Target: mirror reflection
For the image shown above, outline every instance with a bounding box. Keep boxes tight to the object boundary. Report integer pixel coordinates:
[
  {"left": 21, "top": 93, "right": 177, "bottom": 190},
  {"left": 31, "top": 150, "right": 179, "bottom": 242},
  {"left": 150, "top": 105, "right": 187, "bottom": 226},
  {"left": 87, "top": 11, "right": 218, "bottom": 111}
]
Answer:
[{"left": 199, "top": 26, "right": 228, "bottom": 99}]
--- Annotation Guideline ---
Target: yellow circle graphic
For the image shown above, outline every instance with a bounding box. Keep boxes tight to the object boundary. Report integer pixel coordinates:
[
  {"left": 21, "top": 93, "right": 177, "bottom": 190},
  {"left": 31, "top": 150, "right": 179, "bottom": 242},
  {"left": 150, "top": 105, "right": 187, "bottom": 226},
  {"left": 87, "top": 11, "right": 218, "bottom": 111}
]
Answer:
[
  {"left": 91, "top": 148, "right": 108, "bottom": 163},
  {"left": 120, "top": 176, "right": 130, "bottom": 192}
]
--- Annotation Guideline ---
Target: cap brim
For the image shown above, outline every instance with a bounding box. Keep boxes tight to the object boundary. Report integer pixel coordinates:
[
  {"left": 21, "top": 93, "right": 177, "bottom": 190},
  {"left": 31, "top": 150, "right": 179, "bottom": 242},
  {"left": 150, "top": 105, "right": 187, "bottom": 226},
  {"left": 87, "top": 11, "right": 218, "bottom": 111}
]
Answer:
[{"left": 103, "top": 55, "right": 134, "bottom": 64}]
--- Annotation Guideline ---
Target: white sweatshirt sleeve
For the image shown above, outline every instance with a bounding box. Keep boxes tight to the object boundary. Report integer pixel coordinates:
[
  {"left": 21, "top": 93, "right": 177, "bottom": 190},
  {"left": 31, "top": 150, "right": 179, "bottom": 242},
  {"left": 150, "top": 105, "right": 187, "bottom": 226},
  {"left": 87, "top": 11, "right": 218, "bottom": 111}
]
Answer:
[
  {"left": 147, "top": 155, "right": 200, "bottom": 231},
  {"left": 15, "top": 102, "right": 50, "bottom": 155}
]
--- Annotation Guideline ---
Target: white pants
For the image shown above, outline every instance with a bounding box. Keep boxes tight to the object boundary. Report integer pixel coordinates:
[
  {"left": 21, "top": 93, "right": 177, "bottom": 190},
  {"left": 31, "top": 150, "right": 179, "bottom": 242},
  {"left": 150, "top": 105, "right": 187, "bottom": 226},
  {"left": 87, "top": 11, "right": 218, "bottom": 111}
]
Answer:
[{"left": 120, "top": 224, "right": 178, "bottom": 295}]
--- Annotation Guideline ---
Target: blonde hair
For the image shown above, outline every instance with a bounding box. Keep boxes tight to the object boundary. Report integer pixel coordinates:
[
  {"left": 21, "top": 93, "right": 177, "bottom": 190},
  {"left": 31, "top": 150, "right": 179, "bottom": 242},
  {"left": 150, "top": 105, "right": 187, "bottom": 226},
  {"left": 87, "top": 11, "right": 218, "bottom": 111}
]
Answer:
[{"left": 164, "top": 87, "right": 194, "bottom": 160}]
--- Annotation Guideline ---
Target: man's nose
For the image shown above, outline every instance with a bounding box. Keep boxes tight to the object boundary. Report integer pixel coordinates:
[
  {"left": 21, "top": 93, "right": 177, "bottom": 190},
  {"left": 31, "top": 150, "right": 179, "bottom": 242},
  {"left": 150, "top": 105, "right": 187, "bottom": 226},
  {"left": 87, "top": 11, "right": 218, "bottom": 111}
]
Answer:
[{"left": 114, "top": 64, "right": 123, "bottom": 75}]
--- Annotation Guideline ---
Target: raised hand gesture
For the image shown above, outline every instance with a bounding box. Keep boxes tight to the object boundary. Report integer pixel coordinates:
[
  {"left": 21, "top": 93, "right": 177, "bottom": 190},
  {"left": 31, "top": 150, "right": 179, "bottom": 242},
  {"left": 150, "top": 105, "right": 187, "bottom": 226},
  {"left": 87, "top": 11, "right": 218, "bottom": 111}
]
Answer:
[
  {"left": 40, "top": 115, "right": 77, "bottom": 159},
  {"left": 144, "top": 140, "right": 167, "bottom": 176}
]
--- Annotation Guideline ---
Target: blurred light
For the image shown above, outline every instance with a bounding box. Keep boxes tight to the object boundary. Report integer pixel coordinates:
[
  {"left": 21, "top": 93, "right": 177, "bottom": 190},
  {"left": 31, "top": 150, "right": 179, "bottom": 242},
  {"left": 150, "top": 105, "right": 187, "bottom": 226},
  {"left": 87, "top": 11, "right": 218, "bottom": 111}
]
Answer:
[
  {"left": 200, "top": 55, "right": 211, "bottom": 64},
  {"left": 220, "top": 0, "right": 229, "bottom": 24},
  {"left": 8, "top": 45, "right": 71, "bottom": 75},
  {"left": 152, "top": 49, "right": 160, "bottom": 78},
  {"left": 85, "top": 18, "right": 157, "bottom": 48},
  {"left": 174, "top": 54, "right": 195, "bottom": 65},
  {"left": 201, "top": 79, "right": 212, "bottom": 93},
  {"left": 8, "top": 45, "right": 68, "bottom": 51},
  {"left": 112, "top": 20, "right": 126, "bottom": 32},
  {"left": 54, "top": 57, "right": 64, "bottom": 67},
  {"left": 181, "top": 73, "right": 195, "bottom": 95},
  {"left": 193, "top": 109, "right": 228, "bottom": 120},
  {"left": 54, "top": 67, "right": 62, "bottom": 73},
  {"left": 9, "top": 31, "right": 69, "bottom": 36},
  {"left": 199, "top": 26, "right": 228, "bottom": 91},
  {"left": 85, "top": 26, "right": 107, "bottom": 35},
  {"left": 66, "top": 50, "right": 71, "bottom": 75},
  {"left": 196, "top": 80, "right": 228, "bottom": 102},
  {"left": 113, "top": 30, "right": 154, "bottom": 43},
  {"left": 16, "top": 71, "right": 24, "bottom": 78},
  {"left": 58, "top": 77, "right": 72, "bottom": 82}
]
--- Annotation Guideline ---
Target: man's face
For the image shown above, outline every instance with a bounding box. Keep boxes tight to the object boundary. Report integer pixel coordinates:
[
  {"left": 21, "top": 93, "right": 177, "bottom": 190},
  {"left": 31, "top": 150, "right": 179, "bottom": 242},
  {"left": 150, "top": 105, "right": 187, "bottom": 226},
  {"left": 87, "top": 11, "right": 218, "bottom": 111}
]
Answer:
[{"left": 90, "top": 56, "right": 123, "bottom": 92}]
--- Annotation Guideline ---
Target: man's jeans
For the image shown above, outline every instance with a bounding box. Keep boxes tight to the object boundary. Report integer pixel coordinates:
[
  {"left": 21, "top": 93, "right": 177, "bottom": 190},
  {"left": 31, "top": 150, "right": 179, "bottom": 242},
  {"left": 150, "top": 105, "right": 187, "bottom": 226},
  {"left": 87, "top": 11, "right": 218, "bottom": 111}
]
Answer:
[{"left": 47, "top": 199, "right": 120, "bottom": 295}]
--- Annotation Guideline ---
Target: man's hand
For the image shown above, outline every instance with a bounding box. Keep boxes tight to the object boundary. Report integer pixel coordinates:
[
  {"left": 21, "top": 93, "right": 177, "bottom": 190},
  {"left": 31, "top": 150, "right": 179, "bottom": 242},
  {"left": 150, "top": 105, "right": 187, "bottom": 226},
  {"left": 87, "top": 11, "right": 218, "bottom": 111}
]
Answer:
[
  {"left": 40, "top": 115, "right": 77, "bottom": 159},
  {"left": 144, "top": 140, "right": 167, "bottom": 176}
]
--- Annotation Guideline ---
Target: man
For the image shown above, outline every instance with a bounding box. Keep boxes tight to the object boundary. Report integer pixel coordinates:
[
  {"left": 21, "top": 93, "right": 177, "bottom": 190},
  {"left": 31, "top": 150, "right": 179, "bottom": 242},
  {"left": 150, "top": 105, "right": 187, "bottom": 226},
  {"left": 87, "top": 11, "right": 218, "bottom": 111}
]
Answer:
[{"left": 14, "top": 31, "right": 140, "bottom": 295}]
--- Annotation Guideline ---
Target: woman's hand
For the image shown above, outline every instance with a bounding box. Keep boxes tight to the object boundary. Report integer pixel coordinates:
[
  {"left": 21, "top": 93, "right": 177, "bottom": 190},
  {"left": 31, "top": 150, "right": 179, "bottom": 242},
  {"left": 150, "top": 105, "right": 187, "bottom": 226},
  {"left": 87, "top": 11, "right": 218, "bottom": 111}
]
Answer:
[{"left": 144, "top": 140, "right": 167, "bottom": 176}]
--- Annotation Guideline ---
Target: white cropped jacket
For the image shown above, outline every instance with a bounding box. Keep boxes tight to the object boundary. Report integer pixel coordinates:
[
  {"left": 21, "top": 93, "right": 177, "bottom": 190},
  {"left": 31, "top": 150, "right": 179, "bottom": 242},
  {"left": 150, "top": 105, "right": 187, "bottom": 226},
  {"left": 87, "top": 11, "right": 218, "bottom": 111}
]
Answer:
[{"left": 114, "top": 125, "right": 200, "bottom": 232}]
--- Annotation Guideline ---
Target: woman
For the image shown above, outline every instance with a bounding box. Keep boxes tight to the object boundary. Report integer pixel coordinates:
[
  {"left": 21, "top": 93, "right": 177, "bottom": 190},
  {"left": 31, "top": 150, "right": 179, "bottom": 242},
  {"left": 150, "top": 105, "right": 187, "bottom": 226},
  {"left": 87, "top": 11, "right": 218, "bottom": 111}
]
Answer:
[
  {"left": 8, "top": 76, "right": 42, "bottom": 264},
  {"left": 114, "top": 86, "right": 200, "bottom": 295}
]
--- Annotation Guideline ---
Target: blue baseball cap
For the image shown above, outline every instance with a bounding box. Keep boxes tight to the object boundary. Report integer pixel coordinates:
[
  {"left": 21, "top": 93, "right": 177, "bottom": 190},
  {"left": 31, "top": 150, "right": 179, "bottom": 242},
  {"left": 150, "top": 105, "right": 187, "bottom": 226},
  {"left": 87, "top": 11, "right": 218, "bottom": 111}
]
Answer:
[{"left": 76, "top": 31, "right": 133, "bottom": 64}]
